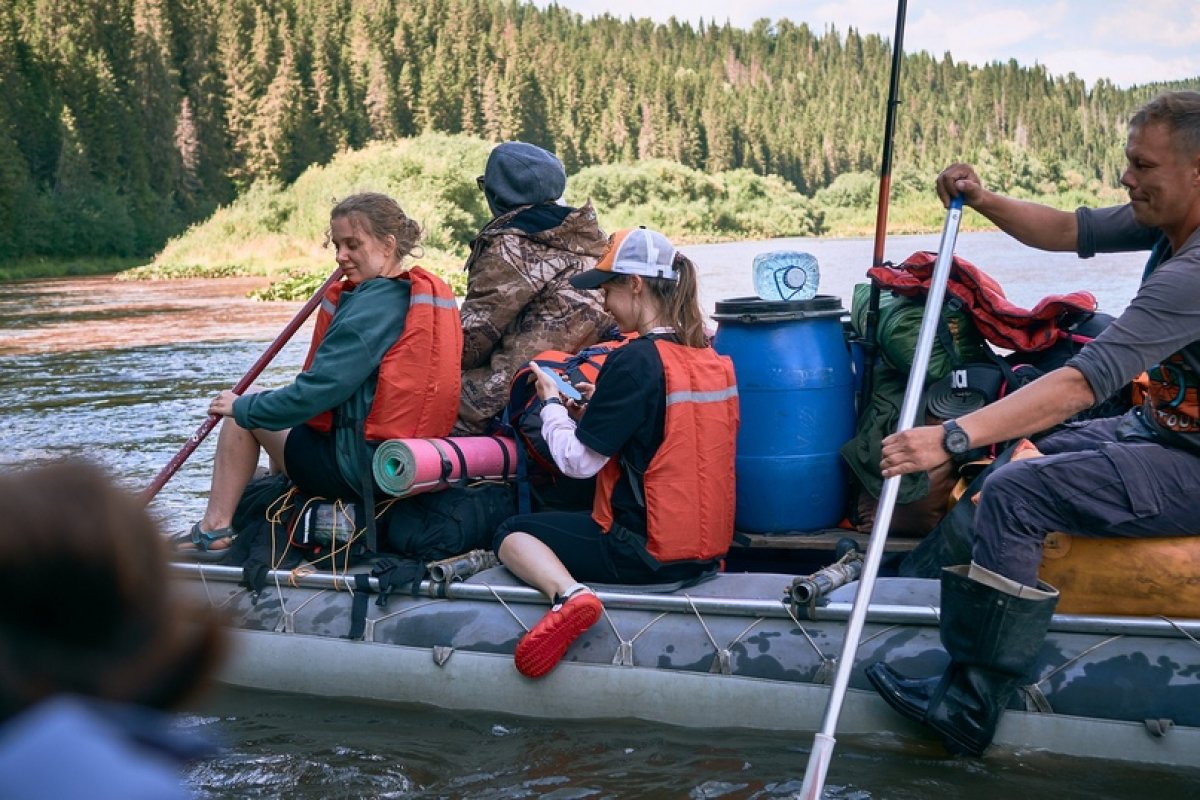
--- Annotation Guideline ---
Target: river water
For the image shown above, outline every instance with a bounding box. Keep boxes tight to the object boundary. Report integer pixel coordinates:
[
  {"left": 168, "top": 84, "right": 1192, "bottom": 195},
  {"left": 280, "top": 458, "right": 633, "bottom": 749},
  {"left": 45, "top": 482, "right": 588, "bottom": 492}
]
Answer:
[{"left": 2, "top": 233, "right": 1194, "bottom": 799}]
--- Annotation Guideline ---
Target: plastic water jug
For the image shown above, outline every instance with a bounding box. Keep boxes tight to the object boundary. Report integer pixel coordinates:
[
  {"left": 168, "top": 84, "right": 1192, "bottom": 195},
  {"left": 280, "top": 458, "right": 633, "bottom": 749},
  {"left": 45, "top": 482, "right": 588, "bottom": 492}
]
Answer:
[{"left": 752, "top": 251, "right": 820, "bottom": 302}]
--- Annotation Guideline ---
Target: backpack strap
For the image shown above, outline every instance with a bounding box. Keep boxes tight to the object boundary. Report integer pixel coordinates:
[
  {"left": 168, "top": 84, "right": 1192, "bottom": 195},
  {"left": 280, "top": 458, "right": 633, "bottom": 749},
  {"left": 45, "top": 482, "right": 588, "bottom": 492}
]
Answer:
[
  {"left": 497, "top": 404, "right": 535, "bottom": 515},
  {"left": 423, "top": 437, "right": 471, "bottom": 493},
  {"left": 345, "top": 572, "right": 373, "bottom": 640},
  {"left": 494, "top": 434, "right": 511, "bottom": 477},
  {"left": 515, "top": 435, "right": 533, "bottom": 515}
]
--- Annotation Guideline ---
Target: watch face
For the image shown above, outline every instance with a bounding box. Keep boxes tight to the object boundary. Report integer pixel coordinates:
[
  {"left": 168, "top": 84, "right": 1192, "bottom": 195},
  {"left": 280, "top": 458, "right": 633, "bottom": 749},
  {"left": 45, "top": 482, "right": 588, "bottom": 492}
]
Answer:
[{"left": 944, "top": 424, "right": 971, "bottom": 455}]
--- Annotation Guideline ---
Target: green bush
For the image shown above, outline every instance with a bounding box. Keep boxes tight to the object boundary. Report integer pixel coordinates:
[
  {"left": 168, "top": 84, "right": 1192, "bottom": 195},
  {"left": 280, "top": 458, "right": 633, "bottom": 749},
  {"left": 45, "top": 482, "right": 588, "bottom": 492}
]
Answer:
[
  {"left": 126, "top": 134, "right": 494, "bottom": 290},
  {"left": 114, "top": 131, "right": 1125, "bottom": 298},
  {"left": 124, "top": 137, "right": 826, "bottom": 296},
  {"left": 569, "top": 160, "right": 823, "bottom": 240},
  {"left": 815, "top": 171, "right": 877, "bottom": 208}
]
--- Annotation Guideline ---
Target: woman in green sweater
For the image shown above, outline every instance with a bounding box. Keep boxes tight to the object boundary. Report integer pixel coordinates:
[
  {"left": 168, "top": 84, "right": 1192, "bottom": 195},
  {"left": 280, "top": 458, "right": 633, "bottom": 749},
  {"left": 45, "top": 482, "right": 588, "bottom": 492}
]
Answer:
[{"left": 177, "top": 193, "right": 461, "bottom": 557}]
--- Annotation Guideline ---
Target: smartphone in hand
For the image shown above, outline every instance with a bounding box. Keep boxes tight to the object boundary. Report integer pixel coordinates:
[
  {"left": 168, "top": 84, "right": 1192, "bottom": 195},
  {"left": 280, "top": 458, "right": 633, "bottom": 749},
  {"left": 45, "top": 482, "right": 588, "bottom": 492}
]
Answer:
[{"left": 544, "top": 369, "right": 583, "bottom": 401}]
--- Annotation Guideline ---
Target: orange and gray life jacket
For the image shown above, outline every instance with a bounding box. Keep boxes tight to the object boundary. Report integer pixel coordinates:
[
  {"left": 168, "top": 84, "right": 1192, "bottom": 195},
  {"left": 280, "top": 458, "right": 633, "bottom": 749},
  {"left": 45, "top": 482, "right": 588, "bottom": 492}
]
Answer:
[
  {"left": 1132, "top": 240, "right": 1200, "bottom": 437},
  {"left": 303, "top": 267, "right": 462, "bottom": 440},
  {"left": 1141, "top": 351, "right": 1200, "bottom": 437},
  {"left": 592, "top": 340, "right": 739, "bottom": 563}
]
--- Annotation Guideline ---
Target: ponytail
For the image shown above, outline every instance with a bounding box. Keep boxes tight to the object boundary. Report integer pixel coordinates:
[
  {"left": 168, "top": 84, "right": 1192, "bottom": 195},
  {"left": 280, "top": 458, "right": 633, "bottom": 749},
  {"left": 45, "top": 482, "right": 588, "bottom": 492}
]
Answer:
[{"left": 642, "top": 252, "right": 707, "bottom": 348}]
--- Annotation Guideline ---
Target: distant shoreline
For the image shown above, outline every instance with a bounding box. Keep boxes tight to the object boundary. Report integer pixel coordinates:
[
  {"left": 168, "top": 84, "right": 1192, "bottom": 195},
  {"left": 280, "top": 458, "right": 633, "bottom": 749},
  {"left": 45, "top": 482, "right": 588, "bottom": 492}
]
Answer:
[{"left": 0, "top": 222, "right": 991, "bottom": 285}]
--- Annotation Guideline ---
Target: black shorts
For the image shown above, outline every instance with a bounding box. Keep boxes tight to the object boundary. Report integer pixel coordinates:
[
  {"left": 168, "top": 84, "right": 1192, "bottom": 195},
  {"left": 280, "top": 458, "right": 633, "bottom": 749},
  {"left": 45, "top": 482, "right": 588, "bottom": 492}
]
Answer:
[
  {"left": 283, "top": 424, "right": 359, "bottom": 500},
  {"left": 492, "top": 511, "right": 716, "bottom": 585}
]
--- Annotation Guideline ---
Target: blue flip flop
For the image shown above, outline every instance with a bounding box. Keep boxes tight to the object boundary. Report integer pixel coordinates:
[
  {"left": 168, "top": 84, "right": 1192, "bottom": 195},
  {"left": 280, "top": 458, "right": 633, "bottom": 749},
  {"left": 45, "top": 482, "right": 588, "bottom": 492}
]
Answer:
[{"left": 169, "top": 522, "right": 236, "bottom": 563}]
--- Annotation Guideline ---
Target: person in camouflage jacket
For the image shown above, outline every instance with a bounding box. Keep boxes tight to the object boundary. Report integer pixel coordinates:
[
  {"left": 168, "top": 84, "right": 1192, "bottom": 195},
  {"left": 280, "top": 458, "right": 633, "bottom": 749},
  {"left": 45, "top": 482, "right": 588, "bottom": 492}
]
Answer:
[{"left": 455, "top": 142, "right": 614, "bottom": 434}]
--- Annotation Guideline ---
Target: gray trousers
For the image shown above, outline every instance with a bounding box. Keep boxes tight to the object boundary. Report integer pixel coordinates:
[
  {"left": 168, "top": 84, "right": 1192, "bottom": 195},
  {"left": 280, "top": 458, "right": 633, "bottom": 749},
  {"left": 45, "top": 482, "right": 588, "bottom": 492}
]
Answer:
[{"left": 973, "top": 412, "right": 1200, "bottom": 585}]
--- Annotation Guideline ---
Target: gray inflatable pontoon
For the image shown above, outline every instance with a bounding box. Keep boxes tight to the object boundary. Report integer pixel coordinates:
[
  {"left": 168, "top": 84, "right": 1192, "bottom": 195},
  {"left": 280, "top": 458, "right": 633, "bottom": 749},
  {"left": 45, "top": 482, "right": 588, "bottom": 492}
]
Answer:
[{"left": 174, "top": 561, "right": 1200, "bottom": 768}]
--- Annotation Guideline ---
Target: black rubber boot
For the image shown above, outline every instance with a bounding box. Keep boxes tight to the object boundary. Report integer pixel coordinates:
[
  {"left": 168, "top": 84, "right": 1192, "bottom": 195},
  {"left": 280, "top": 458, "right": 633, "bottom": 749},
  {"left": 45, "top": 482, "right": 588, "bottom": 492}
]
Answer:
[
  {"left": 865, "top": 564, "right": 1058, "bottom": 756},
  {"left": 864, "top": 666, "right": 940, "bottom": 722}
]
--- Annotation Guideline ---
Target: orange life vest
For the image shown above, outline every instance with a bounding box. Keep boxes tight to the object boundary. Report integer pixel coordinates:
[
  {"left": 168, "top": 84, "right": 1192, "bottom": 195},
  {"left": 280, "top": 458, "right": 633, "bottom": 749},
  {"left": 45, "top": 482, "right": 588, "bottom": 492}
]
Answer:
[
  {"left": 1141, "top": 353, "right": 1200, "bottom": 436},
  {"left": 592, "top": 340, "right": 739, "bottom": 563},
  {"left": 304, "top": 267, "right": 463, "bottom": 440}
]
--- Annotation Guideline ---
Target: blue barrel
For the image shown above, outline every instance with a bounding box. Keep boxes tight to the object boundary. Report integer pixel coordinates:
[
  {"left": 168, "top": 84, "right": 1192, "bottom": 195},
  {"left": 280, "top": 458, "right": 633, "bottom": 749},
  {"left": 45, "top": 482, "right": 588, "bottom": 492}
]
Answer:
[{"left": 712, "top": 296, "right": 855, "bottom": 533}]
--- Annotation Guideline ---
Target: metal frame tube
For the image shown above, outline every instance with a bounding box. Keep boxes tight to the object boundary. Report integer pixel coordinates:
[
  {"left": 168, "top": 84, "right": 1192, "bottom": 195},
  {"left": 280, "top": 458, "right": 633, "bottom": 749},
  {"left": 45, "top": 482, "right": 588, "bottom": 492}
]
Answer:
[{"left": 171, "top": 562, "right": 1200, "bottom": 638}]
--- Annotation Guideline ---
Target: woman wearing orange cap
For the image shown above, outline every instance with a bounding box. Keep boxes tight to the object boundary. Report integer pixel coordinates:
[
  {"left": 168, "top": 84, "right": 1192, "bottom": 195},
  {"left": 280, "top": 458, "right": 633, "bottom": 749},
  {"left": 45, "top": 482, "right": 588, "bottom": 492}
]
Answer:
[{"left": 494, "top": 227, "right": 740, "bottom": 678}]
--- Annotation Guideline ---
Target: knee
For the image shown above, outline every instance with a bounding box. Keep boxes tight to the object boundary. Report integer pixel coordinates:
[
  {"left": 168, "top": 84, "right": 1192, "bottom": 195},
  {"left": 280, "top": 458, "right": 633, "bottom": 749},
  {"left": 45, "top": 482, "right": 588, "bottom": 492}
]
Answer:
[
  {"left": 493, "top": 519, "right": 523, "bottom": 559},
  {"left": 498, "top": 531, "right": 541, "bottom": 569},
  {"left": 216, "top": 416, "right": 254, "bottom": 440},
  {"left": 977, "top": 461, "right": 1039, "bottom": 513},
  {"left": 973, "top": 464, "right": 1038, "bottom": 549}
]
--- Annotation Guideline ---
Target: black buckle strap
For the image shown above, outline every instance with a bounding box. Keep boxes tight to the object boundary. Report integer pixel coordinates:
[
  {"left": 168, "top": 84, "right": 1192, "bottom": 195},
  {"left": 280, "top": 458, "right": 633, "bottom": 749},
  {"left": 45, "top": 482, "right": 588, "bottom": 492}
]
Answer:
[
  {"left": 441, "top": 437, "right": 469, "bottom": 484},
  {"left": 344, "top": 572, "right": 373, "bottom": 640},
  {"left": 493, "top": 435, "right": 510, "bottom": 477}
]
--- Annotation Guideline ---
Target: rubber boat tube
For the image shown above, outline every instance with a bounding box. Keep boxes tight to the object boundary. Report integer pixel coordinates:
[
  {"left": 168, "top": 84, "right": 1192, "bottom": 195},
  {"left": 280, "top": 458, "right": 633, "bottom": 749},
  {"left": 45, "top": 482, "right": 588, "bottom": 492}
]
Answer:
[{"left": 172, "top": 562, "right": 1200, "bottom": 768}]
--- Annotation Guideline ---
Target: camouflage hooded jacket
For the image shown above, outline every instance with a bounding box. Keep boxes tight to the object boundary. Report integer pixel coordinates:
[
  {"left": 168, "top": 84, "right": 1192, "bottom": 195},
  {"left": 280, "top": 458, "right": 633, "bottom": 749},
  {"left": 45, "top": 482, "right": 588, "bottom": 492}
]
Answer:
[{"left": 456, "top": 201, "right": 613, "bottom": 433}]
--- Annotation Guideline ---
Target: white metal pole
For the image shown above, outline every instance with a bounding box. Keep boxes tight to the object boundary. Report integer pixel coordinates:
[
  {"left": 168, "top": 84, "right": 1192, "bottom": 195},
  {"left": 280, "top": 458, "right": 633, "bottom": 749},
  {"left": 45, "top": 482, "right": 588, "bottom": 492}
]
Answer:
[{"left": 798, "top": 196, "right": 965, "bottom": 799}]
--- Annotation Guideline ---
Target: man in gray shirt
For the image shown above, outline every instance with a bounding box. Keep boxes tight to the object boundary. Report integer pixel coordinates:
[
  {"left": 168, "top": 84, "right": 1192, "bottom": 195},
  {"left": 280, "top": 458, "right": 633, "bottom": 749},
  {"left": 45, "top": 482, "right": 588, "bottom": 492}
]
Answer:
[{"left": 865, "top": 91, "right": 1200, "bottom": 757}]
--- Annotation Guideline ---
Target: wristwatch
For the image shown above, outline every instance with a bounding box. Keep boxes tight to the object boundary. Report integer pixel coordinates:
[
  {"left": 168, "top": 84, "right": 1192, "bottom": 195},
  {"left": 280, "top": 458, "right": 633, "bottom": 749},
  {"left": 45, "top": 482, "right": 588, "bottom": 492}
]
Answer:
[
  {"left": 942, "top": 419, "right": 971, "bottom": 456},
  {"left": 543, "top": 397, "right": 565, "bottom": 407}
]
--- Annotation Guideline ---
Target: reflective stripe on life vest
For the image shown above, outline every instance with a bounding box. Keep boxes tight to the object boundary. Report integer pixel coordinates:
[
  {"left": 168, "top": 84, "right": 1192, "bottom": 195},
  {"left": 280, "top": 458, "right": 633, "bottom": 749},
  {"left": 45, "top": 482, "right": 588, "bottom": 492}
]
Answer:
[
  {"left": 304, "top": 267, "right": 463, "bottom": 440},
  {"left": 593, "top": 339, "right": 739, "bottom": 563},
  {"left": 665, "top": 387, "right": 740, "bottom": 406}
]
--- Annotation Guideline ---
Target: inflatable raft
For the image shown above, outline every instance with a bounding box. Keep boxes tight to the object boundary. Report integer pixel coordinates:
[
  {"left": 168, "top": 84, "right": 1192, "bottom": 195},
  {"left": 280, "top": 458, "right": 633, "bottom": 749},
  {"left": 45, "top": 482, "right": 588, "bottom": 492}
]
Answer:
[
  {"left": 174, "top": 558, "right": 1200, "bottom": 768},
  {"left": 171, "top": 294, "right": 1200, "bottom": 768}
]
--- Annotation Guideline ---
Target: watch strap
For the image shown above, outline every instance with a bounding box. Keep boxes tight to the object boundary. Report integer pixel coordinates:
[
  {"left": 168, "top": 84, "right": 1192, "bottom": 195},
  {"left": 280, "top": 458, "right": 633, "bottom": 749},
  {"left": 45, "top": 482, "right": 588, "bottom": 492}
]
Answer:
[{"left": 942, "top": 419, "right": 970, "bottom": 455}]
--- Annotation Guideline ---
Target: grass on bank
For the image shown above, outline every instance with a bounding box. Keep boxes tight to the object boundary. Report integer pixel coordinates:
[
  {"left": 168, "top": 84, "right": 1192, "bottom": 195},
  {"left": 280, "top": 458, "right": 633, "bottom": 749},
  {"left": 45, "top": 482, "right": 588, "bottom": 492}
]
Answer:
[
  {"left": 813, "top": 161, "right": 1128, "bottom": 237},
  {"left": 9, "top": 132, "right": 1126, "bottom": 296},
  {"left": 122, "top": 133, "right": 829, "bottom": 298}
]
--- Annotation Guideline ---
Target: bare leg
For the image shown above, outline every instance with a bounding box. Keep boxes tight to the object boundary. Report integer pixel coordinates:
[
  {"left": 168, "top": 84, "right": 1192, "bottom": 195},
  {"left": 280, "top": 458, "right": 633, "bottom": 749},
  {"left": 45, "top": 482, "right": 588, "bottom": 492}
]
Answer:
[
  {"left": 500, "top": 531, "right": 602, "bottom": 679},
  {"left": 498, "top": 532, "right": 579, "bottom": 600},
  {"left": 256, "top": 427, "right": 290, "bottom": 473},
  {"left": 195, "top": 421, "right": 290, "bottom": 547}
]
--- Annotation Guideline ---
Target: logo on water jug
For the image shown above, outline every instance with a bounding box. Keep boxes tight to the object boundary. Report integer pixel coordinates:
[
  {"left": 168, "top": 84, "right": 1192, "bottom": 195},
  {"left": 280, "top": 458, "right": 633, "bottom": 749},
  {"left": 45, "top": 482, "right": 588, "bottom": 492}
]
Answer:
[{"left": 752, "top": 251, "right": 820, "bottom": 302}]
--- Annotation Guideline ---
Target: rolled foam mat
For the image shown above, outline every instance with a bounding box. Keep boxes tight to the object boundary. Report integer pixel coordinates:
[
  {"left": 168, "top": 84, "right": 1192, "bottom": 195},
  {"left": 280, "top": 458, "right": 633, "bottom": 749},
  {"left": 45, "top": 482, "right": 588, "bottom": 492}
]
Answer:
[{"left": 372, "top": 436, "right": 518, "bottom": 497}]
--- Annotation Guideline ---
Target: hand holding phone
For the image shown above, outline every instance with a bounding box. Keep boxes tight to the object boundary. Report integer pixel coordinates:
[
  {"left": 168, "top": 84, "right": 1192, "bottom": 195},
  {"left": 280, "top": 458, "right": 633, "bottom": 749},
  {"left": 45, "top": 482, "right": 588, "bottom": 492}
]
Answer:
[{"left": 543, "top": 368, "right": 583, "bottom": 401}]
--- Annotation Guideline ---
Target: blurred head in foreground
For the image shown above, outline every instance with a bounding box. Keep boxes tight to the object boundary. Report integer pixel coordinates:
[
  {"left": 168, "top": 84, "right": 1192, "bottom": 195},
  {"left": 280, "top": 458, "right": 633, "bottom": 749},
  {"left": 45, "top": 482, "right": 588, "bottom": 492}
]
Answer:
[{"left": 0, "top": 460, "right": 226, "bottom": 721}]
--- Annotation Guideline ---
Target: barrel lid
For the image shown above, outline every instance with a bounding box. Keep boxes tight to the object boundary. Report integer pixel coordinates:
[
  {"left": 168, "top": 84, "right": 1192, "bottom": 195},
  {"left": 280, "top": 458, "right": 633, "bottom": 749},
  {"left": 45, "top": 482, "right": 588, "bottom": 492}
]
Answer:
[{"left": 712, "top": 295, "right": 846, "bottom": 323}]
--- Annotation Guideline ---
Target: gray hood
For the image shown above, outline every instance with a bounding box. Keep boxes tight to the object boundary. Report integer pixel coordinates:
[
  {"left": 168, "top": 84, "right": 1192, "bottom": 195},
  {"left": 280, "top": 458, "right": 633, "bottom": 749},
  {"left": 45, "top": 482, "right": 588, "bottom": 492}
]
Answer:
[{"left": 483, "top": 141, "right": 566, "bottom": 217}]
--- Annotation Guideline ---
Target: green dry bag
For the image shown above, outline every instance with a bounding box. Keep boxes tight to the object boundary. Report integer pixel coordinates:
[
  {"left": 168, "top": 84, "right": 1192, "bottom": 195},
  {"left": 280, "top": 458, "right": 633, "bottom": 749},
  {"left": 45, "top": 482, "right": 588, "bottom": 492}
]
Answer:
[{"left": 851, "top": 283, "right": 987, "bottom": 381}]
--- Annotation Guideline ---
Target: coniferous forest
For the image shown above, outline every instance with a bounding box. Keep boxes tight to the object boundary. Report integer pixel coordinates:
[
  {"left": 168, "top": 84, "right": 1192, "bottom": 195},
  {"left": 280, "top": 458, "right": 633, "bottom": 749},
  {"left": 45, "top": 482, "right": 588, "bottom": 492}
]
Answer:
[{"left": 1, "top": 0, "right": 1194, "bottom": 264}]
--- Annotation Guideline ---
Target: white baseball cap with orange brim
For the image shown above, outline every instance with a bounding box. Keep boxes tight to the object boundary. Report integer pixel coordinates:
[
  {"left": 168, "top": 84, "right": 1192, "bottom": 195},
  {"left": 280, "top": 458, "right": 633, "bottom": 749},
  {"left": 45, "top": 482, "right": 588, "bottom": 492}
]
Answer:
[{"left": 569, "top": 226, "right": 678, "bottom": 289}]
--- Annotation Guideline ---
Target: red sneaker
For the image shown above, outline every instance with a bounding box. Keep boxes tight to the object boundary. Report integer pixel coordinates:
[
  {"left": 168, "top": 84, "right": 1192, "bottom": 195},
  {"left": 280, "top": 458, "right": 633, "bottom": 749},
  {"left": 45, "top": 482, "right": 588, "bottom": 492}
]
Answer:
[{"left": 514, "top": 591, "right": 603, "bottom": 678}]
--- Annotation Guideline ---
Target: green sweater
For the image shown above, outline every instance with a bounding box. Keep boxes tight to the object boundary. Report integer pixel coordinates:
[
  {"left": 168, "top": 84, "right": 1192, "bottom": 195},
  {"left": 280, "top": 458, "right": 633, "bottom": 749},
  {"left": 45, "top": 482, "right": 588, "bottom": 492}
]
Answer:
[{"left": 233, "top": 276, "right": 411, "bottom": 490}]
